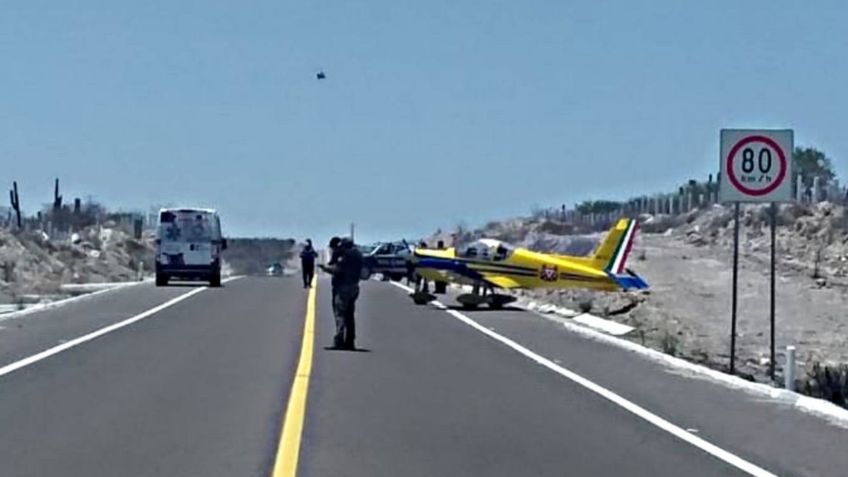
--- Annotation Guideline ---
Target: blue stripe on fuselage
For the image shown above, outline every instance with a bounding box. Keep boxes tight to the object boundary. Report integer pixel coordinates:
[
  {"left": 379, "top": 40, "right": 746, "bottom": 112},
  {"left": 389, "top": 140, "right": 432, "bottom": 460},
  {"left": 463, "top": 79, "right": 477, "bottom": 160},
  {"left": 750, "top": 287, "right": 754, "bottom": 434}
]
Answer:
[
  {"left": 416, "top": 257, "right": 486, "bottom": 281},
  {"left": 416, "top": 257, "right": 539, "bottom": 282},
  {"left": 414, "top": 252, "right": 536, "bottom": 273}
]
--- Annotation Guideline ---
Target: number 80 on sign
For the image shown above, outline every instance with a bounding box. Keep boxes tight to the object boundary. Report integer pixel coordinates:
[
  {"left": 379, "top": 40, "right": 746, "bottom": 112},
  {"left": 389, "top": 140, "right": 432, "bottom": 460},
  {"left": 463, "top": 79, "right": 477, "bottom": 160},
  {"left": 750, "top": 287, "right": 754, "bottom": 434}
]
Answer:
[{"left": 719, "top": 129, "right": 794, "bottom": 203}]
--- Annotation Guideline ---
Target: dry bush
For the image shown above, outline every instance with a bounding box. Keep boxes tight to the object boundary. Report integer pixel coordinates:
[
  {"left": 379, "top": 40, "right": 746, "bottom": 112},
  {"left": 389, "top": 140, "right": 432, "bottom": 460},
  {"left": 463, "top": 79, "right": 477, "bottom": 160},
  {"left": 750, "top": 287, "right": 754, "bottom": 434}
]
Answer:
[
  {"left": 800, "top": 362, "right": 848, "bottom": 407},
  {"left": 660, "top": 329, "right": 680, "bottom": 357}
]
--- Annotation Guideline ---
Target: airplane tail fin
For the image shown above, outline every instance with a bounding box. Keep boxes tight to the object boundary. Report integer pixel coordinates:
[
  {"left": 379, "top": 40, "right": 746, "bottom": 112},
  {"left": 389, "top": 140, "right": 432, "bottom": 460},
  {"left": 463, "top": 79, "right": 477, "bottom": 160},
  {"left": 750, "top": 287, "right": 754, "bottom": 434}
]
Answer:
[{"left": 591, "top": 218, "right": 638, "bottom": 274}]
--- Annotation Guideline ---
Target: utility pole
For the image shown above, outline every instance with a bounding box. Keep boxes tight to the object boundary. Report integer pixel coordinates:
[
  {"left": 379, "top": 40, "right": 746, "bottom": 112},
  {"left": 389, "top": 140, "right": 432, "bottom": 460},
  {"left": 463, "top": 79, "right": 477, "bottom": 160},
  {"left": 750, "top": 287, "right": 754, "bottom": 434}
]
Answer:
[{"left": 350, "top": 222, "right": 355, "bottom": 242}]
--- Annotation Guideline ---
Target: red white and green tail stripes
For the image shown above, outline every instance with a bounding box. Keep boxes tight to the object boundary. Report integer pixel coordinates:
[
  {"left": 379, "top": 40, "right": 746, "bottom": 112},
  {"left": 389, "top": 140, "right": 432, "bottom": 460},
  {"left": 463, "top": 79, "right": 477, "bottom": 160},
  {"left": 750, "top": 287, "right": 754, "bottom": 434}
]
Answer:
[{"left": 605, "top": 219, "right": 637, "bottom": 274}]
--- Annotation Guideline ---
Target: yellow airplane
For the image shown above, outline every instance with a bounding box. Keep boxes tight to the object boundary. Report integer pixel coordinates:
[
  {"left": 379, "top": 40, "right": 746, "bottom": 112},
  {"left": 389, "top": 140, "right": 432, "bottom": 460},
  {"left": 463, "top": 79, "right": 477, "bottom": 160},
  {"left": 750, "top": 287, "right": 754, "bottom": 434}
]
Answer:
[{"left": 410, "top": 218, "right": 647, "bottom": 309}]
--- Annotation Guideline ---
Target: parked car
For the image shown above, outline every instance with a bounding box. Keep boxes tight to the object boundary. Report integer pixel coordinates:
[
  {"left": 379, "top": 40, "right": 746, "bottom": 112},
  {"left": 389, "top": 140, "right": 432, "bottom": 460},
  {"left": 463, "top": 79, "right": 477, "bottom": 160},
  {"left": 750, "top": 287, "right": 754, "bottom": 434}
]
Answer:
[
  {"left": 266, "top": 262, "right": 284, "bottom": 276},
  {"left": 361, "top": 241, "right": 412, "bottom": 281}
]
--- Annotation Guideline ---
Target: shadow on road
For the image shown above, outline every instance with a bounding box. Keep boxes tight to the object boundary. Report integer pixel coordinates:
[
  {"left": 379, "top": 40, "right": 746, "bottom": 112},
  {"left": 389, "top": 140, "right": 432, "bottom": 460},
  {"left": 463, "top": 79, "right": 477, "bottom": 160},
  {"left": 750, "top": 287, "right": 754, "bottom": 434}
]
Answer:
[
  {"left": 322, "top": 346, "right": 372, "bottom": 353},
  {"left": 160, "top": 283, "right": 222, "bottom": 288},
  {"left": 446, "top": 305, "right": 525, "bottom": 313}
]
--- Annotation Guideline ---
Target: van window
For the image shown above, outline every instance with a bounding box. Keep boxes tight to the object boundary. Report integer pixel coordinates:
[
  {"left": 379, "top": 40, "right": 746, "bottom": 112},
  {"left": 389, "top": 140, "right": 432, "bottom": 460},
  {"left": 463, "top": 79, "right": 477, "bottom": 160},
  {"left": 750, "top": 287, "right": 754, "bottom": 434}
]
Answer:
[{"left": 159, "top": 211, "right": 219, "bottom": 243}]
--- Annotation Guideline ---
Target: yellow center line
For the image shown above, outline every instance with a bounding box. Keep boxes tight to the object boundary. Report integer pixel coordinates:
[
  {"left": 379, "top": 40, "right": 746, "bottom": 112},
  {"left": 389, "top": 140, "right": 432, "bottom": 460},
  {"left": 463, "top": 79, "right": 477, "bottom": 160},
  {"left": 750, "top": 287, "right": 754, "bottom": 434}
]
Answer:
[{"left": 271, "top": 276, "right": 317, "bottom": 477}]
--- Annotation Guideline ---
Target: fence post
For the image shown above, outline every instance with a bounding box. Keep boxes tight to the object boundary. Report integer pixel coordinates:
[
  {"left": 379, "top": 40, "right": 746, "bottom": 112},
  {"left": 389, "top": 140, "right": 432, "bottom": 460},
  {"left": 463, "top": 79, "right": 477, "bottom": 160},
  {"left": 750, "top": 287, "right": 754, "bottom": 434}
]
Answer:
[
  {"left": 812, "top": 177, "right": 821, "bottom": 203},
  {"left": 830, "top": 181, "right": 840, "bottom": 202},
  {"left": 784, "top": 346, "right": 796, "bottom": 391}
]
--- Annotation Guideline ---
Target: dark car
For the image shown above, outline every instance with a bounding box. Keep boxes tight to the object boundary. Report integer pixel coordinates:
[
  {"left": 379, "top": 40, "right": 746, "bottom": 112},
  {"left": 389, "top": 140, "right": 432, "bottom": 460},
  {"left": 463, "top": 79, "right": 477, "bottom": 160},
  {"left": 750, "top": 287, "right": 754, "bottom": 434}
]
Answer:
[
  {"left": 360, "top": 241, "right": 412, "bottom": 281},
  {"left": 266, "top": 262, "right": 284, "bottom": 277}
]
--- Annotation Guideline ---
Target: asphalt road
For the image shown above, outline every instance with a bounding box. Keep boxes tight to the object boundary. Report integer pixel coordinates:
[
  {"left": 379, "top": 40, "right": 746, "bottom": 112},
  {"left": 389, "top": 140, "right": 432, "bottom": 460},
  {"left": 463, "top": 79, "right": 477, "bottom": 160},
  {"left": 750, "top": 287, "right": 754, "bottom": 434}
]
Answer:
[{"left": 0, "top": 276, "right": 844, "bottom": 476}]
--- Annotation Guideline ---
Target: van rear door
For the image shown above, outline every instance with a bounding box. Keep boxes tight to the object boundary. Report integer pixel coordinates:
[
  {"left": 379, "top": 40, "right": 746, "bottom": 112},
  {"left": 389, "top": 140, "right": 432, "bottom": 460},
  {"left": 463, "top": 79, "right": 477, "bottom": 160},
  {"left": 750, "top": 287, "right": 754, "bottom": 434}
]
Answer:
[{"left": 158, "top": 210, "right": 218, "bottom": 268}]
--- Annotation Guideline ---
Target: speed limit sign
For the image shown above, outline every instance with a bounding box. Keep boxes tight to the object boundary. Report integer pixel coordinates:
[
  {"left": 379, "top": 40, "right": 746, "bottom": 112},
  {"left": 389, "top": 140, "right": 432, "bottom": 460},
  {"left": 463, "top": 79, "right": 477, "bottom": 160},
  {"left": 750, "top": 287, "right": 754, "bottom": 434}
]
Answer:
[{"left": 719, "top": 129, "right": 794, "bottom": 203}]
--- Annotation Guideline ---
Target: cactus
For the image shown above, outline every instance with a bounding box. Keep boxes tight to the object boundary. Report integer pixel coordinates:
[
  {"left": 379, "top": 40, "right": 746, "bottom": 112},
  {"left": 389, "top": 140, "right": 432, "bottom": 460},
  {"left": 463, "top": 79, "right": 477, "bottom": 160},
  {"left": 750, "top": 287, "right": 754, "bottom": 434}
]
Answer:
[
  {"left": 53, "top": 178, "right": 62, "bottom": 211},
  {"left": 2, "top": 261, "right": 13, "bottom": 283},
  {"left": 9, "top": 181, "right": 21, "bottom": 229},
  {"left": 51, "top": 178, "right": 64, "bottom": 232}
]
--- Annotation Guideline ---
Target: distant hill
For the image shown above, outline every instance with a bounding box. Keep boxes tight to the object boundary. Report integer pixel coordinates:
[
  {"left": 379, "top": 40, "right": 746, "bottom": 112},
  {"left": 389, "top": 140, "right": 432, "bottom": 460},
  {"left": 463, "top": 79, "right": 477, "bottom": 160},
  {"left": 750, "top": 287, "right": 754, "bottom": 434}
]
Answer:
[{"left": 222, "top": 238, "right": 297, "bottom": 275}]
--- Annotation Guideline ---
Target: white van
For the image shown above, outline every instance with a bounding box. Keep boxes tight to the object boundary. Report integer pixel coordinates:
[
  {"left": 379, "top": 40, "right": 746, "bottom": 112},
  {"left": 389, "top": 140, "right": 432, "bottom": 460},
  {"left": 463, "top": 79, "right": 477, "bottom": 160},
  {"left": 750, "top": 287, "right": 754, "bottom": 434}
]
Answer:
[{"left": 155, "top": 208, "right": 227, "bottom": 287}]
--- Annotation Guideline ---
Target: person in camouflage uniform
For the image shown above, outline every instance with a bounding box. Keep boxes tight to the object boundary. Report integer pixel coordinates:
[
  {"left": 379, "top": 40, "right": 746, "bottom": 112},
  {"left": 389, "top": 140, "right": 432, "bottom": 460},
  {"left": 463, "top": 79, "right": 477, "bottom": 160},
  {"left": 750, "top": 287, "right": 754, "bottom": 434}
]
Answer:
[{"left": 321, "top": 237, "right": 363, "bottom": 349}]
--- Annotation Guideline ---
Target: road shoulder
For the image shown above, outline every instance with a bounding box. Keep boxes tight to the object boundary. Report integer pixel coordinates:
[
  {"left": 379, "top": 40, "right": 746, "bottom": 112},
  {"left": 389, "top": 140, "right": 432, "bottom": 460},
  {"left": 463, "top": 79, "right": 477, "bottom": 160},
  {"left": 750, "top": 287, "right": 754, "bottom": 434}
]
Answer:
[{"left": 395, "top": 282, "right": 846, "bottom": 477}]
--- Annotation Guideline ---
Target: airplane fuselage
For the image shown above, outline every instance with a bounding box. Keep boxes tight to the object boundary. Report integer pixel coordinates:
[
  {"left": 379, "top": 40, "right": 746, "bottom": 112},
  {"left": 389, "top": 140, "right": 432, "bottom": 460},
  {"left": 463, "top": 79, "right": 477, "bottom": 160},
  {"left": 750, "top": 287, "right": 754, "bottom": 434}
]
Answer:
[{"left": 414, "top": 248, "right": 622, "bottom": 292}]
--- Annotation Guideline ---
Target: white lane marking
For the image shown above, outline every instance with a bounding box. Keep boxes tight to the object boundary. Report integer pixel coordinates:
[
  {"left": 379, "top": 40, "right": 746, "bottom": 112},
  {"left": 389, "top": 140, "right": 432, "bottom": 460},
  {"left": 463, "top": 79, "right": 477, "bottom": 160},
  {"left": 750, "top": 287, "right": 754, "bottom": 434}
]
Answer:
[
  {"left": 572, "top": 313, "right": 634, "bottom": 336},
  {"left": 521, "top": 301, "right": 848, "bottom": 428},
  {"left": 0, "top": 277, "right": 241, "bottom": 379},
  {"left": 389, "top": 282, "right": 777, "bottom": 477},
  {"left": 0, "top": 282, "right": 143, "bottom": 322}
]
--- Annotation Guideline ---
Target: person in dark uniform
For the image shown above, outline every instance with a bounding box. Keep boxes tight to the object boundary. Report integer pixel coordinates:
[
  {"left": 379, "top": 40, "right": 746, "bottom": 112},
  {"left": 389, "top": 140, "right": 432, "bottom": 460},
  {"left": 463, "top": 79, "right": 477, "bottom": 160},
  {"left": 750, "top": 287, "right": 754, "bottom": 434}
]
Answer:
[
  {"left": 414, "top": 240, "right": 430, "bottom": 293},
  {"left": 326, "top": 236, "right": 343, "bottom": 314},
  {"left": 405, "top": 254, "right": 416, "bottom": 285},
  {"left": 321, "top": 237, "right": 362, "bottom": 349},
  {"left": 299, "top": 239, "right": 318, "bottom": 288}
]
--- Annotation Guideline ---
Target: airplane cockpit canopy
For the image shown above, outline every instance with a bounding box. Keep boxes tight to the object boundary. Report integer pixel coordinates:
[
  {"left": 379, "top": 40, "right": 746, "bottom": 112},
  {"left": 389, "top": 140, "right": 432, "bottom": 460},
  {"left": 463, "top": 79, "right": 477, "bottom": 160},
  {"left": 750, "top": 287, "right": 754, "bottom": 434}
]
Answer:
[{"left": 458, "top": 239, "right": 515, "bottom": 261}]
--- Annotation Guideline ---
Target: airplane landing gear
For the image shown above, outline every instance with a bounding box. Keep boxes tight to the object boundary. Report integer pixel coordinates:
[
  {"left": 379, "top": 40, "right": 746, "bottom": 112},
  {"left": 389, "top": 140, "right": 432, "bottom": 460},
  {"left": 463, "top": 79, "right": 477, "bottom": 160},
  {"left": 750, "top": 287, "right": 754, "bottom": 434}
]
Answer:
[
  {"left": 457, "top": 293, "right": 487, "bottom": 309},
  {"left": 457, "top": 284, "right": 516, "bottom": 310},
  {"left": 410, "top": 291, "right": 436, "bottom": 305}
]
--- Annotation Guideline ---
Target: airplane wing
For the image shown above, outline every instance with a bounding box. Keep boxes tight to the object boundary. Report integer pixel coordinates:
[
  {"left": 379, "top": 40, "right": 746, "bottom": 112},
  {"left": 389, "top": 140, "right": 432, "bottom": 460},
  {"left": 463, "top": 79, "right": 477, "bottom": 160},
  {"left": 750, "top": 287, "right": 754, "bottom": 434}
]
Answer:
[{"left": 481, "top": 275, "right": 522, "bottom": 289}]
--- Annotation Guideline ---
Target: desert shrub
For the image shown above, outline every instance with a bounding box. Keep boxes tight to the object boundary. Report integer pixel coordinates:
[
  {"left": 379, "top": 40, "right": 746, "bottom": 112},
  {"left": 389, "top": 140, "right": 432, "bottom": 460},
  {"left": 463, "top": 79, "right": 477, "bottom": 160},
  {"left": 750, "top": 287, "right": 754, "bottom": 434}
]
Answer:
[
  {"left": 800, "top": 362, "right": 848, "bottom": 407},
  {"left": 660, "top": 329, "right": 679, "bottom": 357},
  {"left": 537, "top": 220, "right": 573, "bottom": 235},
  {"left": 223, "top": 238, "right": 297, "bottom": 275}
]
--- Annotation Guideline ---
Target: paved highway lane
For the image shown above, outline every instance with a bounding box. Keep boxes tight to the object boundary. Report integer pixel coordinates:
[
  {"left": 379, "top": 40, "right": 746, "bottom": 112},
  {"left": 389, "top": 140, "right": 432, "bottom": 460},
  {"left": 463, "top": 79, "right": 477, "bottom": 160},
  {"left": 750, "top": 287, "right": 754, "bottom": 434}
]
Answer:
[
  {"left": 301, "top": 279, "right": 754, "bottom": 477},
  {"left": 0, "top": 277, "right": 308, "bottom": 477},
  {"left": 0, "top": 276, "right": 845, "bottom": 476},
  {"left": 447, "top": 292, "right": 848, "bottom": 477},
  {"left": 0, "top": 282, "right": 189, "bottom": 367}
]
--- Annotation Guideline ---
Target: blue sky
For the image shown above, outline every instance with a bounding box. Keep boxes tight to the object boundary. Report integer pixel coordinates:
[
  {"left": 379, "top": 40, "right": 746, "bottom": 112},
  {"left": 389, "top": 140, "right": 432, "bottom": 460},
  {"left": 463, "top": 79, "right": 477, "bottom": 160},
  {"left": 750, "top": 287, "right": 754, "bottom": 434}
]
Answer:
[{"left": 2, "top": 1, "right": 846, "bottom": 244}]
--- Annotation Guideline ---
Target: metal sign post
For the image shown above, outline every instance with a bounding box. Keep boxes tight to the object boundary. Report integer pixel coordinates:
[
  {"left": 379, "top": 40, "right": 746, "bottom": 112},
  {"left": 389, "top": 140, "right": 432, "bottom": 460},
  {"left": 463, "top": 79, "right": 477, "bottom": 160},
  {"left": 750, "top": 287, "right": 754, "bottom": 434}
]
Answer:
[
  {"left": 719, "top": 129, "right": 793, "bottom": 378},
  {"left": 769, "top": 202, "right": 777, "bottom": 380},
  {"left": 730, "top": 202, "right": 740, "bottom": 374}
]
